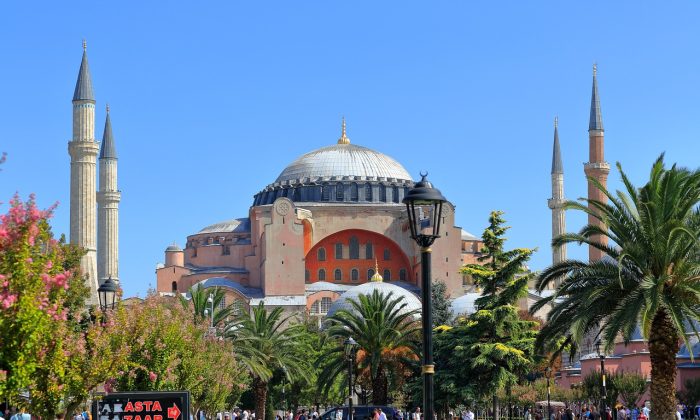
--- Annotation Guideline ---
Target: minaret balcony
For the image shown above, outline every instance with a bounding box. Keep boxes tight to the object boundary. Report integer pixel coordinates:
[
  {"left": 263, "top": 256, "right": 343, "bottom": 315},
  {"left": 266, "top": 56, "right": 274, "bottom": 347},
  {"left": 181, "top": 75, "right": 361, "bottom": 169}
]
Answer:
[
  {"left": 547, "top": 198, "right": 566, "bottom": 209},
  {"left": 584, "top": 162, "right": 610, "bottom": 171}
]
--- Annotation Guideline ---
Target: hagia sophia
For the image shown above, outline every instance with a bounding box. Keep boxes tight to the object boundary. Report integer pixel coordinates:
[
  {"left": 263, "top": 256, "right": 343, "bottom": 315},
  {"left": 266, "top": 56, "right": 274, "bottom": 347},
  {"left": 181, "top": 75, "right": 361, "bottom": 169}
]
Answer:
[{"left": 65, "top": 42, "right": 700, "bottom": 396}]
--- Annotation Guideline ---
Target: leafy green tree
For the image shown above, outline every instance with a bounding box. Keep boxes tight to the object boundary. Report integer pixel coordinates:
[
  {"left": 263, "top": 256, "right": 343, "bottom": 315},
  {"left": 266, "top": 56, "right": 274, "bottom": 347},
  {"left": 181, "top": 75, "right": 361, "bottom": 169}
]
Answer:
[
  {"left": 180, "top": 285, "right": 234, "bottom": 328},
  {"left": 581, "top": 370, "right": 619, "bottom": 409},
  {"left": 431, "top": 280, "right": 452, "bottom": 327},
  {"left": 226, "top": 302, "right": 310, "bottom": 420},
  {"left": 615, "top": 371, "right": 647, "bottom": 408},
  {"left": 533, "top": 156, "right": 700, "bottom": 418},
  {"left": 461, "top": 210, "right": 535, "bottom": 310},
  {"left": 320, "top": 290, "right": 420, "bottom": 404},
  {"left": 678, "top": 378, "right": 700, "bottom": 407}
]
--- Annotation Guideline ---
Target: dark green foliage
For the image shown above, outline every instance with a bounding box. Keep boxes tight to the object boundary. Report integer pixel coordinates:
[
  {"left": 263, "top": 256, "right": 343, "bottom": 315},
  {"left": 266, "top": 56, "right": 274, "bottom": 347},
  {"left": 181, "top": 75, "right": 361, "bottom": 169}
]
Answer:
[
  {"left": 431, "top": 280, "right": 452, "bottom": 327},
  {"left": 679, "top": 378, "right": 700, "bottom": 407}
]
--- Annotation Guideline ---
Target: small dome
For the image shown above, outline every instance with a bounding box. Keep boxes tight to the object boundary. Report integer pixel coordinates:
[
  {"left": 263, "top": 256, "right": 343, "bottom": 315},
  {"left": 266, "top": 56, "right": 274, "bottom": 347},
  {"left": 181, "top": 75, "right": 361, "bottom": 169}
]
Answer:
[
  {"left": 165, "top": 244, "right": 182, "bottom": 252},
  {"left": 275, "top": 144, "right": 412, "bottom": 184},
  {"left": 198, "top": 218, "right": 251, "bottom": 234},
  {"left": 451, "top": 293, "right": 481, "bottom": 316},
  {"left": 326, "top": 281, "right": 421, "bottom": 319}
]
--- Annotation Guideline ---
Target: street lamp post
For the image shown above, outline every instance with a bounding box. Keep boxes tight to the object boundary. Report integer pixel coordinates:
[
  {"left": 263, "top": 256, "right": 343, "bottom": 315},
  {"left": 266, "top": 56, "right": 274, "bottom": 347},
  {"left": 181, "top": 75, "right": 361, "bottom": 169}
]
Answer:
[
  {"left": 403, "top": 173, "right": 447, "bottom": 420},
  {"left": 344, "top": 337, "right": 358, "bottom": 420},
  {"left": 97, "top": 277, "right": 119, "bottom": 313},
  {"left": 595, "top": 340, "right": 607, "bottom": 417},
  {"left": 207, "top": 293, "right": 214, "bottom": 328},
  {"left": 546, "top": 366, "right": 551, "bottom": 420}
]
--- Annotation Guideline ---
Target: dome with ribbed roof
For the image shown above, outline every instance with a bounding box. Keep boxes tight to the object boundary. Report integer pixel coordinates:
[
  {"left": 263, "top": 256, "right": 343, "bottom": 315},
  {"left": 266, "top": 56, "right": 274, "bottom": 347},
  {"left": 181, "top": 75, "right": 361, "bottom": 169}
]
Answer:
[
  {"left": 275, "top": 143, "right": 412, "bottom": 184},
  {"left": 325, "top": 281, "right": 421, "bottom": 319}
]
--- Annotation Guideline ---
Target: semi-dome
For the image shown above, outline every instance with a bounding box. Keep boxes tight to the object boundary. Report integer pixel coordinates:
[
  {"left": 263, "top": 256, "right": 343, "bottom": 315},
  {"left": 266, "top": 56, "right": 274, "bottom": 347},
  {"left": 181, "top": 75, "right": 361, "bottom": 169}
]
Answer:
[
  {"left": 275, "top": 144, "right": 412, "bottom": 184},
  {"left": 198, "top": 218, "right": 251, "bottom": 234},
  {"left": 325, "top": 281, "right": 421, "bottom": 319}
]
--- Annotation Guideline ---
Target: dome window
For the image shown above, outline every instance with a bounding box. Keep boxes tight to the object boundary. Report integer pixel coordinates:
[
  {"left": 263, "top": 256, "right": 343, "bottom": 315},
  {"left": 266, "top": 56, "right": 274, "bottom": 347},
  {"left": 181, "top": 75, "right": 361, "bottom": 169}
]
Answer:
[
  {"left": 334, "top": 269, "right": 342, "bottom": 281},
  {"left": 383, "top": 269, "right": 391, "bottom": 281},
  {"left": 318, "top": 247, "right": 326, "bottom": 261},
  {"left": 336, "top": 184, "right": 345, "bottom": 201},
  {"left": 399, "top": 268, "right": 407, "bottom": 281},
  {"left": 350, "top": 183, "right": 359, "bottom": 201},
  {"left": 320, "top": 297, "right": 332, "bottom": 314},
  {"left": 318, "top": 269, "right": 326, "bottom": 281},
  {"left": 351, "top": 269, "right": 359, "bottom": 282},
  {"left": 365, "top": 183, "right": 372, "bottom": 201},
  {"left": 367, "top": 268, "right": 375, "bottom": 281},
  {"left": 392, "top": 186, "right": 399, "bottom": 203},
  {"left": 321, "top": 184, "right": 330, "bottom": 201},
  {"left": 383, "top": 248, "right": 391, "bottom": 261},
  {"left": 379, "top": 184, "right": 387, "bottom": 201},
  {"left": 335, "top": 243, "right": 343, "bottom": 259}
]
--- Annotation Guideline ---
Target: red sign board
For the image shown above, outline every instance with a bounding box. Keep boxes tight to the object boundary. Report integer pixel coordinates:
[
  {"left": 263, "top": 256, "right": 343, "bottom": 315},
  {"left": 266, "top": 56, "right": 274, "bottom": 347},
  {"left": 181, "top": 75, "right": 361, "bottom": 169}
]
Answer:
[{"left": 93, "top": 391, "right": 189, "bottom": 420}]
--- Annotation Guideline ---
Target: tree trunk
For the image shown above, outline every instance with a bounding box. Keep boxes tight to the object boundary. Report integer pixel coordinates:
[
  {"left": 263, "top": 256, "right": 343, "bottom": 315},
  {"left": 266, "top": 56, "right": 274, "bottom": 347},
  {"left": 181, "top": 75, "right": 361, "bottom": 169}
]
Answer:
[
  {"left": 371, "top": 369, "right": 388, "bottom": 405},
  {"left": 253, "top": 377, "right": 269, "bottom": 420},
  {"left": 648, "top": 309, "right": 680, "bottom": 420}
]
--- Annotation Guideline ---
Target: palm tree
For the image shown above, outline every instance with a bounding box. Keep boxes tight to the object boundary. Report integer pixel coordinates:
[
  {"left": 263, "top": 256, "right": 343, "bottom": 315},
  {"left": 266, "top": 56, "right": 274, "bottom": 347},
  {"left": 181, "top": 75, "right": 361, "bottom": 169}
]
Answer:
[
  {"left": 319, "top": 289, "right": 420, "bottom": 404},
  {"left": 179, "top": 286, "right": 233, "bottom": 328},
  {"left": 533, "top": 156, "right": 700, "bottom": 418},
  {"left": 226, "top": 302, "right": 309, "bottom": 420}
]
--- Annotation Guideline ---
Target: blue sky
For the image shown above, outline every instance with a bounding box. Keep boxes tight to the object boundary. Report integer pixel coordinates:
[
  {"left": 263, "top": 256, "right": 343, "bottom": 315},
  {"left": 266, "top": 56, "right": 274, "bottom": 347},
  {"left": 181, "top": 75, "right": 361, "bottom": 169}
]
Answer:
[{"left": 2, "top": 2, "right": 700, "bottom": 298}]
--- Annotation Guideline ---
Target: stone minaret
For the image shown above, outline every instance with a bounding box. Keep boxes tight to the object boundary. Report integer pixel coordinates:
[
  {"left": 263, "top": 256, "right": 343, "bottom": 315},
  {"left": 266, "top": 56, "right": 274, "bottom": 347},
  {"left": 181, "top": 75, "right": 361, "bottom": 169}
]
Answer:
[
  {"left": 68, "top": 41, "right": 99, "bottom": 303},
  {"left": 548, "top": 117, "right": 566, "bottom": 271},
  {"left": 584, "top": 64, "right": 610, "bottom": 261},
  {"left": 97, "top": 105, "right": 120, "bottom": 285}
]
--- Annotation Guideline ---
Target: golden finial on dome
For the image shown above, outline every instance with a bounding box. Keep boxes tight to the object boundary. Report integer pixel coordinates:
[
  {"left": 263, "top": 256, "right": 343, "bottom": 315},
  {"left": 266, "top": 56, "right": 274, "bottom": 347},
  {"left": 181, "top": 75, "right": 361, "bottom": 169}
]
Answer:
[
  {"left": 338, "top": 116, "right": 351, "bottom": 145},
  {"left": 370, "top": 258, "right": 383, "bottom": 282}
]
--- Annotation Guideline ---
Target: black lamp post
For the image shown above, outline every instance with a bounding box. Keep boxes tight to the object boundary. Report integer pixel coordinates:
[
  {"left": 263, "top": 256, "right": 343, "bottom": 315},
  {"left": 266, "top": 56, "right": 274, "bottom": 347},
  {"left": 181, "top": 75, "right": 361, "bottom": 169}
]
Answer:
[
  {"left": 595, "top": 339, "right": 607, "bottom": 416},
  {"left": 546, "top": 366, "right": 552, "bottom": 420},
  {"left": 97, "top": 277, "right": 119, "bottom": 312},
  {"left": 344, "top": 337, "right": 358, "bottom": 420},
  {"left": 403, "top": 173, "right": 447, "bottom": 420}
]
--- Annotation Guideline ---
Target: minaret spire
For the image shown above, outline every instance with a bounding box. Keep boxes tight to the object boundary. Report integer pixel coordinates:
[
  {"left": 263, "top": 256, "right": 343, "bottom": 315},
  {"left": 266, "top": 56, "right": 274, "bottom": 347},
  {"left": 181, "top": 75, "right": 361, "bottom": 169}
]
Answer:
[
  {"left": 68, "top": 41, "right": 99, "bottom": 304},
  {"left": 548, "top": 116, "right": 566, "bottom": 280},
  {"left": 584, "top": 63, "right": 610, "bottom": 261},
  {"left": 98, "top": 104, "right": 121, "bottom": 285},
  {"left": 337, "top": 117, "right": 351, "bottom": 144}
]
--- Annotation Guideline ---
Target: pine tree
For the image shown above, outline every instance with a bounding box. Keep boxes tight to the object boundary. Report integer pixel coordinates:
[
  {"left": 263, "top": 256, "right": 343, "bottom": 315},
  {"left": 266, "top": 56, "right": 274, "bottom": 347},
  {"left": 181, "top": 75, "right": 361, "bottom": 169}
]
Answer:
[{"left": 431, "top": 280, "right": 452, "bottom": 327}]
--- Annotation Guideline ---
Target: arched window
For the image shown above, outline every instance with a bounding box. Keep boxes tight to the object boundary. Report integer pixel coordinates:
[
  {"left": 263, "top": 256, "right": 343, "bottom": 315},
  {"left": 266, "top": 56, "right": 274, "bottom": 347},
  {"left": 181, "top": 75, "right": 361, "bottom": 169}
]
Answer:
[
  {"left": 379, "top": 184, "right": 387, "bottom": 201},
  {"left": 318, "top": 269, "right": 326, "bottom": 281},
  {"left": 349, "top": 236, "right": 359, "bottom": 259},
  {"left": 392, "top": 186, "right": 399, "bottom": 203},
  {"left": 305, "top": 270, "right": 310, "bottom": 282},
  {"left": 383, "top": 248, "right": 391, "bottom": 261},
  {"left": 334, "top": 269, "right": 342, "bottom": 281},
  {"left": 365, "top": 183, "right": 372, "bottom": 201},
  {"left": 318, "top": 247, "right": 326, "bottom": 261},
  {"left": 367, "top": 269, "right": 375, "bottom": 281},
  {"left": 351, "top": 269, "right": 359, "bottom": 282},
  {"left": 218, "top": 296, "right": 226, "bottom": 309},
  {"left": 350, "top": 183, "right": 359, "bottom": 202},
  {"left": 365, "top": 242, "right": 373, "bottom": 259},
  {"left": 320, "top": 297, "right": 332, "bottom": 314},
  {"left": 399, "top": 268, "right": 407, "bottom": 281},
  {"left": 293, "top": 188, "right": 301, "bottom": 202},
  {"left": 335, "top": 243, "right": 343, "bottom": 259},
  {"left": 383, "top": 269, "right": 391, "bottom": 281},
  {"left": 336, "top": 184, "right": 345, "bottom": 201},
  {"left": 321, "top": 184, "right": 330, "bottom": 201},
  {"left": 310, "top": 300, "right": 320, "bottom": 315},
  {"left": 232, "top": 300, "right": 243, "bottom": 315},
  {"left": 171, "top": 281, "right": 178, "bottom": 293}
]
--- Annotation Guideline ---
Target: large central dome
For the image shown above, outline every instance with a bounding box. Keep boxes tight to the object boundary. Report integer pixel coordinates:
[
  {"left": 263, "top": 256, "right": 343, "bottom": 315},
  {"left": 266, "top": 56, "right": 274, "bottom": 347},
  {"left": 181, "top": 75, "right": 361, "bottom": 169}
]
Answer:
[{"left": 275, "top": 143, "right": 412, "bottom": 184}]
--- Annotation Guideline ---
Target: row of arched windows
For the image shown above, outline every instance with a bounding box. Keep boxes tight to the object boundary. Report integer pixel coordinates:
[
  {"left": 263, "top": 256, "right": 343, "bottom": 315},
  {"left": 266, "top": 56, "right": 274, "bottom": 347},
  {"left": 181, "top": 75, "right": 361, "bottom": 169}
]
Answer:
[
  {"left": 307, "top": 268, "right": 407, "bottom": 282},
  {"left": 317, "top": 237, "right": 389, "bottom": 261},
  {"left": 319, "top": 183, "right": 403, "bottom": 203}
]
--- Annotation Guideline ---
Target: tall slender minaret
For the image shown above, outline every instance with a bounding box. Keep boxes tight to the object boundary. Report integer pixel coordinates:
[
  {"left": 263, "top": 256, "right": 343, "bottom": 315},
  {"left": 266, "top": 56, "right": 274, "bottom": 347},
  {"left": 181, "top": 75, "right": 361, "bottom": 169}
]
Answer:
[
  {"left": 97, "top": 105, "right": 120, "bottom": 285},
  {"left": 68, "top": 41, "right": 99, "bottom": 303},
  {"left": 548, "top": 116, "right": 567, "bottom": 271},
  {"left": 584, "top": 64, "right": 610, "bottom": 261}
]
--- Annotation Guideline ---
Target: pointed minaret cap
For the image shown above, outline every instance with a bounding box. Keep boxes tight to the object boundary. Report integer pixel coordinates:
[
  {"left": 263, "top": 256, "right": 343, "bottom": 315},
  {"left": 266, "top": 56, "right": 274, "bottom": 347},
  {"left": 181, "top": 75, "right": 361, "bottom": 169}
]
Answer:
[
  {"left": 99, "top": 104, "right": 117, "bottom": 159},
  {"left": 73, "top": 40, "right": 95, "bottom": 102},
  {"left": 588, "top": 63, "right": 604, "bottom": 132},
  {"left": 551, "top": 116, "right": 563, "bottom": 174},
  {"left": 337, "top": 117, "right": 351, "bottom": 144},
  {"left": 370, "top": 258, "right": 383, "bottom": 282}
]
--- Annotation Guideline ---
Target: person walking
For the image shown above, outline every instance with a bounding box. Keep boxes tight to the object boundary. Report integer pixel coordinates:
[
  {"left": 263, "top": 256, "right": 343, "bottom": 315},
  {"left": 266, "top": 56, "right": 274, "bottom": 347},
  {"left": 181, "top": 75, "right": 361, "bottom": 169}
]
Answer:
[{"left": 412, "top": 408, "right": 421, "bottom": 420}]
